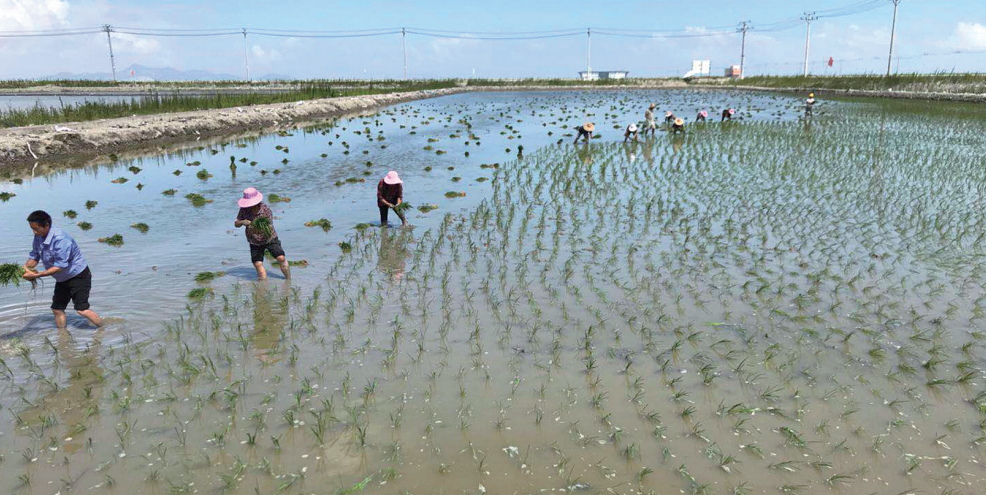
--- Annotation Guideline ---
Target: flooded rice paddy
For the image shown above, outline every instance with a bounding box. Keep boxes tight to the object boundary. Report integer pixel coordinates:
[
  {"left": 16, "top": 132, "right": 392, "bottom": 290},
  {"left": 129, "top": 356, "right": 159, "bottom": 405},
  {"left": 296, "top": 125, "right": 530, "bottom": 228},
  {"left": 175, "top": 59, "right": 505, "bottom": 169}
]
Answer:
[{"left": 2, "top": 89, "right": 986, "bottom": 495}]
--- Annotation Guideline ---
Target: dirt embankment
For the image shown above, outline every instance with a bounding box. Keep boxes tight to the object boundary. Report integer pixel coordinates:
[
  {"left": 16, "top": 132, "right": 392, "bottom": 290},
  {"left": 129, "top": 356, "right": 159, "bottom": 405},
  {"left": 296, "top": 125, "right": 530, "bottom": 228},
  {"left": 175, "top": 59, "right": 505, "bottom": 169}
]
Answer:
[{"left": 0, "top": 83, "right": 688, "bottom": 170}]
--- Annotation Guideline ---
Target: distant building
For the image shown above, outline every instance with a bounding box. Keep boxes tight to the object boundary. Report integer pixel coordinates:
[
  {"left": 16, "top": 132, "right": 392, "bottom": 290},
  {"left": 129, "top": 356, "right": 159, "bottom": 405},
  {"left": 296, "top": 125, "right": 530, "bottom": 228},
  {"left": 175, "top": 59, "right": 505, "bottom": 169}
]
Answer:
[
  {"left": 725, "top": 65, "right": 742, "bottom": 78},
  {"left": 579, "top": 71, "right": 629, "bottom": 81}
]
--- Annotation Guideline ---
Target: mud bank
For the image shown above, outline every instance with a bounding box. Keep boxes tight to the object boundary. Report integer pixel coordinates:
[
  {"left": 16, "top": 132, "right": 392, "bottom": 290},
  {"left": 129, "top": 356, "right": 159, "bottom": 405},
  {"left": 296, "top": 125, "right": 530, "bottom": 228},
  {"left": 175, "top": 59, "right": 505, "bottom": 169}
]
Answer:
[{"left": 0, "top": 83, "right": 688, "bottom": 170}]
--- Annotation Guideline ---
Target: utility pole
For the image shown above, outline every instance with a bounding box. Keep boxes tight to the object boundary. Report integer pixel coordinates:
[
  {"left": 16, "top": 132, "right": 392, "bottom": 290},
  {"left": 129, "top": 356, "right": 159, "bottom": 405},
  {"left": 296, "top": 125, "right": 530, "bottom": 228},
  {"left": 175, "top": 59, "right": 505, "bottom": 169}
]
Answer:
[
  {"left": 402, "top": 27, "right": 408, "bottom": 80},
  {"left": 103, "top": 24, "right": 117, "bottom": 82},
  {"left": 800, "top": 12, "right": 817, "bottom": 77},
  {"left": 887, "top": 0, "right": 901, "bottom": 76},
  {"left": 242, "top": 28, "right": 250, "bottom": 82},
  {"left": 738, "top": 21, "right": 751, "bottom": 79},
  {"left": 586, "top": 27, "right": 591, "bottom": 78}
]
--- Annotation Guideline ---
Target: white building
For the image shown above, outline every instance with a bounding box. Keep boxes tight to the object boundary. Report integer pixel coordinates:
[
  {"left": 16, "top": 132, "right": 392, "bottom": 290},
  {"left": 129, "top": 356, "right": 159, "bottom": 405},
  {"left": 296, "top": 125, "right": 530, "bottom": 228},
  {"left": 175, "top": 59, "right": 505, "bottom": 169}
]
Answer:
[{"left": 579, "top": 70, "right": 629, "bottom": 81}]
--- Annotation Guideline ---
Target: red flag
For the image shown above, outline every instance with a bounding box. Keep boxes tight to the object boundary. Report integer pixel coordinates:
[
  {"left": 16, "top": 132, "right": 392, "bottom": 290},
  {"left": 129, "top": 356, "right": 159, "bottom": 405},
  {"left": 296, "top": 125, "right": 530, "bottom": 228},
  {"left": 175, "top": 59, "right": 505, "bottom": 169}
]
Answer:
[{"left": 827, "top": 57, "right": 834, "bottom": 67}]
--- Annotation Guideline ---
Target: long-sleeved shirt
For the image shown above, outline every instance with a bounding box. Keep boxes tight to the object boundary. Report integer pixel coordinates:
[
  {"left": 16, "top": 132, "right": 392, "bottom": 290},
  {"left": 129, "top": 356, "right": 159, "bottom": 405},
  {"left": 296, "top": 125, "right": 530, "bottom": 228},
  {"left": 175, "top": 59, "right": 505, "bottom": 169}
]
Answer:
[
  {"left": 237, "top": 202, "right": 278, "bottom": 245},
  {"left": 377, "top": 180, "right": 403, "bottom": 208},
  {"left": 29, "top": 226, "right": 88, "bottom": 282}
]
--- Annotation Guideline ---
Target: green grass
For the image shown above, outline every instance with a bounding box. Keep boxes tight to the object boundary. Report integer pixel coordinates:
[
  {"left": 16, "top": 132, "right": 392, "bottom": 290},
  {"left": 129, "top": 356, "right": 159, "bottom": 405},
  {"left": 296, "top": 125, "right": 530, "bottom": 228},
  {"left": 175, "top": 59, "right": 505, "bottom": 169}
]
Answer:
[{"left": 722, "top": 72, "right": 986, "bottom": 94}]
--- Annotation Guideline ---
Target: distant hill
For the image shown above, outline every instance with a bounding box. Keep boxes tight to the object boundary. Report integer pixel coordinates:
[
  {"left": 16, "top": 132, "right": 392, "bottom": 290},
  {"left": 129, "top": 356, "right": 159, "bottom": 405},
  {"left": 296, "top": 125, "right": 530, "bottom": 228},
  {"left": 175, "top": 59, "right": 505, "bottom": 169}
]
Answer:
[{"left": 47, "top": 64, "right": 294, "bottom": 81}]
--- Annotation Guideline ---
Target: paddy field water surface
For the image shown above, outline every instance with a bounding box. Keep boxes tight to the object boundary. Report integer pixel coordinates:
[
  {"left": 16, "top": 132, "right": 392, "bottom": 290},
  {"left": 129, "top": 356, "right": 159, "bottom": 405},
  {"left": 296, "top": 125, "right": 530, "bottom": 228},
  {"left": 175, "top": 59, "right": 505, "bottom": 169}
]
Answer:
[{"left": 1, "top": 89, "right": 985, "bottom": 495}]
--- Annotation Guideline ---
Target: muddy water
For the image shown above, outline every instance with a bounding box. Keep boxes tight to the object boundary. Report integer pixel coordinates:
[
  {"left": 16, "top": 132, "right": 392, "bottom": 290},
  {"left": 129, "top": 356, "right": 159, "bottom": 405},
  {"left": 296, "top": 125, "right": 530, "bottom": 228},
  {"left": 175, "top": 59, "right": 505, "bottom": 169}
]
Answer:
[{"left": 3, "top": 90, "right": 985, "bottom": 495}]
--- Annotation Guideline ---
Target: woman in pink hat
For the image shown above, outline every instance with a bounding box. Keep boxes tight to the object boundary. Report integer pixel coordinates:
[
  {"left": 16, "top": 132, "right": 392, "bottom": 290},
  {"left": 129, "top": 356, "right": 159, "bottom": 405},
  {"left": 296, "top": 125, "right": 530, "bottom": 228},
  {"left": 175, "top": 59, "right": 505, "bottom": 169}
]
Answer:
[
  {"left": 695, "top": 110, "right": 708, "bottom": 122},
  {"left": 721, "top": 108, "right": 736, "bottom": 122},
  {"left": 377, "top": 171, "right": 406, "bottom": 226},
  {"left": 234, "top": 187, "right": 290, "bottom": 280}
]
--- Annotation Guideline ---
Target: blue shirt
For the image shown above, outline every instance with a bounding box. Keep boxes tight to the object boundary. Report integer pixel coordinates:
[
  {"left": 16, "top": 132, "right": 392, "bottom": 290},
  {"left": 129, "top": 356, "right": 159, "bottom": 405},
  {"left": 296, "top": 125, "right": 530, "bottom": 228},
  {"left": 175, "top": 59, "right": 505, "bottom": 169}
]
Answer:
[{"left": 29, "top": 226, "right": 88, "bottom": 283}]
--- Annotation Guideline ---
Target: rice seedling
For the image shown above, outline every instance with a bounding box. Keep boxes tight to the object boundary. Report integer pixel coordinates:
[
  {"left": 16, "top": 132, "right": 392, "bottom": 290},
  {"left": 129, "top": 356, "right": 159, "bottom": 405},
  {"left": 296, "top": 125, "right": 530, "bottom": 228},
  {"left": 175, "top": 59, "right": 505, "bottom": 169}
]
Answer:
[
  {"left": 187, "top": 287, "right": 213, "bottom": 299},
  {"left": 84, "top": 200, "right": 97, "bottom": 209},
  {"left": 131, "top": 222, "right": 149, "bottom": 233},
  {"left": 0, "top": 263, "right": 36, "bottom": 288},
  {"left": 267, "top": 193, "right": 290, "bottom": 203},
  {"left": 97, "top": 234, "right": 124, "bottom": 246},
  {"left": 194, "top": 271, "right": 224, "bottom": 282},
  {"left": 77, "top": 221, "right": 92, "bottom": 230},
  {"left": 251, "top": 216, "right": 274, "bottom": 237}
]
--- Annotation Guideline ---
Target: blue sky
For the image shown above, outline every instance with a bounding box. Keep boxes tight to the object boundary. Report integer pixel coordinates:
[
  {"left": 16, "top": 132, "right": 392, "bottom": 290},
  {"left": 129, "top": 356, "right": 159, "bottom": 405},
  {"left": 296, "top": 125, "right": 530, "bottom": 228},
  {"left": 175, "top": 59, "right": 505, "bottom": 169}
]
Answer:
[{"left": 1, "top": 0, "right": 984, "bottom": 79}]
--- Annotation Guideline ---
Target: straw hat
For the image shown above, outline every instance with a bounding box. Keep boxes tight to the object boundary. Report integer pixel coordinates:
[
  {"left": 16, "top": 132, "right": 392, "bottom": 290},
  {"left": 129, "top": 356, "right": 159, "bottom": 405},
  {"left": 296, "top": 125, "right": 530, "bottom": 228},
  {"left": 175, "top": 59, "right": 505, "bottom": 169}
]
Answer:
[
  {"left": 665, "top": 111, "right": 673, "bottom": 117},
  {"left": 383, "top": 170, "right": 403, "bottom": 185},
  {"left": 628, "top": 124, "right": 638, "bottom": 132},
  {"left": 583, "top": 123, "right": 595, "bottom": 132},
  {"left": 674, "top": 118, "right": 684, "bottom": 126},
  {"left": 809, "top": 93, "right": 815, "bottom": 97},
  {"left": 238, "top": 187, "right": 263, "bottom": 208},
  {"left": 649, "top": 103, "right": 656, "bottom": 110}
]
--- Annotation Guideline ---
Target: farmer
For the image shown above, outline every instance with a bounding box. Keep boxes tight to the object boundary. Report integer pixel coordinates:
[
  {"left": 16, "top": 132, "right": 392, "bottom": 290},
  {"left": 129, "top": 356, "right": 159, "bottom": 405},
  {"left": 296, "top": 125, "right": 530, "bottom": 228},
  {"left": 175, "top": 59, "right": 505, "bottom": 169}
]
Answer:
[
  {"left": 574, "top": 122, "right": 594, "bottom": 144},
  {"left": 624, "top": 123, "right": 639, "bottom": 143},
  {"left": 234, "top": 187, "right": 290, "bottom": 280},
  {"left": 643, "top": 104, "right": 657, "bottom": 136},
  {"left": 671, "top": 118, "right": 685, "bottom": 134},
  {"left": 377, "top": 170, "right": 407, "bottom": 227},
  {"left": 664, "top": 111, "right": 675, "bottom": 124},
  {"left": 805, "top": 93, "right": 817, "bottom": 117},
  {"left": 721, "top": 108, "right": 736, "bottom": 122},
  {"left": 23, "top": 210, "right": 103, "bottom": 328},
  {"left": 695, "top": 110, "right": 708, "bottom": 122}
]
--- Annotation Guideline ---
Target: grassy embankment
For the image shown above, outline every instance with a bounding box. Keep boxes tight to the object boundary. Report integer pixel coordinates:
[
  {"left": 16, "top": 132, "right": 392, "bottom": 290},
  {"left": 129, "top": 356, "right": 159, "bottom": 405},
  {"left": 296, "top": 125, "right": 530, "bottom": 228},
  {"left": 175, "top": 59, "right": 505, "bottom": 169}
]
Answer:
[
  {"left": 721, "top": 73, "right": 986, "bottom": 94},
  {"left": 0, "top": 78, "right": 679, "bottom": 128}
]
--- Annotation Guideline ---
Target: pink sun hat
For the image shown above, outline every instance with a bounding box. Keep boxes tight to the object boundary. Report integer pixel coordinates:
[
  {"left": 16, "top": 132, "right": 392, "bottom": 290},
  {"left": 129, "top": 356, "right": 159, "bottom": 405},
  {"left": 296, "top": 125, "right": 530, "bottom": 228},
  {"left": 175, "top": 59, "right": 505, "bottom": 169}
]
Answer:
[
  {"left": 383, "top": 171, "right": 403, "bottom": 185},
  {"left": 700, "top": 111, "right": 709, "bottom": 117},
  {"left": 728, "top": 108, "right": 736, "bottom": 115},
  {"left": 238, "top": 187, "right": 263, "bottom": 208}
]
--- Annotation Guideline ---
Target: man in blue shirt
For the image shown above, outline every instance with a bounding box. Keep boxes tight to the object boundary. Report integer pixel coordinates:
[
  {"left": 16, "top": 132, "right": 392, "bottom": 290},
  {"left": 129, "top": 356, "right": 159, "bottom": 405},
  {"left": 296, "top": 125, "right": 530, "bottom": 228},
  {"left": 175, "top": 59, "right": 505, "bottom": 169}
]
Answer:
[{"left": 23, "top": 210, "right": 103, "bottom": 328}]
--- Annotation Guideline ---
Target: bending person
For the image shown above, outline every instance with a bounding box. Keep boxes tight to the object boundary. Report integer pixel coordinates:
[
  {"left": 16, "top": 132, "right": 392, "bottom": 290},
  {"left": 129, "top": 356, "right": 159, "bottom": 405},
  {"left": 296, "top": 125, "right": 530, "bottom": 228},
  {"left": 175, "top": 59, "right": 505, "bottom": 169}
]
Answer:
[
  {"left": 23, "top": 210, "right": 103, "bottom": 329},
  {"left": 234, "top": 187, "right": 290, "bottom": 280},
  {"left": 574, "top": 122, "right": 595, "bottom": 144},
  {"left": 377, "top": 170, "right": 407, "bottom": 227}
]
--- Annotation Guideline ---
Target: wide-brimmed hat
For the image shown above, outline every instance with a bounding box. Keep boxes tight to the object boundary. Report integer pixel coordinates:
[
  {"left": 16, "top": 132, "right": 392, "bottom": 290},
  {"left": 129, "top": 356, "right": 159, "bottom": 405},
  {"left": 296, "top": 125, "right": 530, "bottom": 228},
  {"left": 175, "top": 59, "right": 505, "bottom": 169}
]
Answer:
[
  {"left": 583, "top": 122, "right": 595, "bottom": 132},
  {"left": 809, "top": 93, "right": 815, "bottom": 97},
  {"left": 383, "top": 170, "right": 403, "bottom": 185},
  {"left": 648, "top": 103, "right": 656, "bottom": 109},
  {"left": 700, "top": 111, "right": 709, "bottom": 117},
  {"left": 674, "top": 118, "right": 684, "bottom": 126},
  {"left": 628, "top": 124, "right": 638, "bottom": 132},
  {"left": 728, "top": 108, "right": 736, "bottom": 115},
  {"left": 238, "top": 187, "right": 263, "bottom": 208},
  {"left": 665, "top": 111, "right": 673, "bottom": 117}
]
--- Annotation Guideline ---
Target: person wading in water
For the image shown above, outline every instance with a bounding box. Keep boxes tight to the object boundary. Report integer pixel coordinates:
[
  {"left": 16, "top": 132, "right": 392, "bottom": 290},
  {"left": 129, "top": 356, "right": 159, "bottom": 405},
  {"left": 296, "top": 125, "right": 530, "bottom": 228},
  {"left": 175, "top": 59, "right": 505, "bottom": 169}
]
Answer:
[
  {"left": 377, "top": 170, "right": 407, "bottom": 227},
  {"left": 644, "top": 104, "right": 657, "bottom": 137},
  {"left": 721, "top": 108, "right": 736, "bottom": 122},
  {"left": 234, "top": 187, "right": 291, "bottom": 280},
  {"left": 805, "top": 93, "right": 817, "bottom": 117},
  {"left": 574, "top": 122, "right": 595, "bottom": 144},
  {"left": 23, "top": 210, "right": 103, "bottom": 329},
  {"left": 624, "top": 123, "right": 639, "bottom": 143}
]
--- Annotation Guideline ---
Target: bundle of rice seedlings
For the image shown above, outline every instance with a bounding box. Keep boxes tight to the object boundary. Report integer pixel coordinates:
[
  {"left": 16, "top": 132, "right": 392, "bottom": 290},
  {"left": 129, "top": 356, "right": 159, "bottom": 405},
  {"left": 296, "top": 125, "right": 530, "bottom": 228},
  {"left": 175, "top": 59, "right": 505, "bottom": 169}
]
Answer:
[
  {"left": 0, "top": 263, "right": 35, "bottom": 288},
  {"left": 97, "top": 234, "right": 124, "bottom": 246},
  {"left": 417, "top": 204, "right": 439, "bottom": 213},
  {"left": 288, "top": 260, "right": 308, "bottom": 267},
  {"left": 77, "top": 222, "right": 93, "bottom": 231},
  {"left": 338, "top": 242, "right": 353, "bottom": 253},
  {"left": 196, "top": 169, "right": 212, "bottom": 180},
  {"left": 304, "top": 219, "right": 332, "bottom": 232},
  {"left": 63, "top": 210, "right": 77, "bottom": 219},
  {"left": 185, "top": 193, "right": 213, "bottom": 207},
  {"left": 267, "top": 193, "right": 290, "bottom": 203},
  {"left": 131, "top": 223, "right": 149, "bottom": 233},
  {"left": 251, "top": 217, "right": 274, "bottom": 238},
  {"left": 162, "top": 189, "right": 177, "bottom": 196},
  {"left": 0, "top": 192, "right": 15, "bottom": 202},
  {"left": 394, "top": 202, "right": 413, "bottom": 214},
  {"left": 354, "top": 223, "right": 371, "bottom": 231},
  {"left": 85, "top": 200, "right": 98, "bottom": 210},
  {"left": 111, "top": 177, "right": 129, "bottom": 184},
  {"left": 445, "top": 191, "right": 466, "bottom": 198},
  {"left": 194, "top": 271, "right": 225, "bottom": 282}
]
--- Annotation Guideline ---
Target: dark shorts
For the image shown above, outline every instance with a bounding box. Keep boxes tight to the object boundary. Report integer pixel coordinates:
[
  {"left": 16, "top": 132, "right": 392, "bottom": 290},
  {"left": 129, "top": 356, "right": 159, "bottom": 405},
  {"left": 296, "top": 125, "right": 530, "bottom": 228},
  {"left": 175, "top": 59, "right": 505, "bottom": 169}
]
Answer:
[
  {"left": 52, "top": 267, "right": 92, "bottom": 311},
  {"left": 250, "top": 239, "right": 285, "bottom": 264}
]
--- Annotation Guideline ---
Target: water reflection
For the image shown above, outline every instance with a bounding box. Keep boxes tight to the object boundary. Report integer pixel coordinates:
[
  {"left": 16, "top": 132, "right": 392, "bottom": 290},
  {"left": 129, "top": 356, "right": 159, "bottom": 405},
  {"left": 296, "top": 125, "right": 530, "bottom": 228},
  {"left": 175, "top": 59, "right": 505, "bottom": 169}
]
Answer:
[{"left": 377, "top": 227, "right": 411, "bottom": 282}]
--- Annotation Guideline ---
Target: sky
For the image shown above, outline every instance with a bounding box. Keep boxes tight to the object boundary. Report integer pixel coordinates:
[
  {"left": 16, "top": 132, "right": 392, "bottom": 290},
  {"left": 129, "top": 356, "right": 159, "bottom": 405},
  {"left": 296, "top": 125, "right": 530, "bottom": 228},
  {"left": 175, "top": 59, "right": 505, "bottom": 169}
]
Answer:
[{"left": 1, "top": 0, "right": 984, "bottom": 79}]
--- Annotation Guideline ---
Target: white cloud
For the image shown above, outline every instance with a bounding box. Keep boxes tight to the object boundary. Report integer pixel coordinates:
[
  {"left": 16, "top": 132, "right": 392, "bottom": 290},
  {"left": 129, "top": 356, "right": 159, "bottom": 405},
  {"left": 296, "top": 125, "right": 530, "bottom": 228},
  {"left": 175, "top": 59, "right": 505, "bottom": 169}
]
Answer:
[
  {"left": 251, "top": 44, "right": 281, "bottom": 61},
  {"left": 0, "top": 0, "right": 70, "bottom": 31},
  {"left": 955, "top": 22, "right": 986, "bottom": 50},
  {"left": 113, "top": 32, "right": 160, "bottom": 55}
]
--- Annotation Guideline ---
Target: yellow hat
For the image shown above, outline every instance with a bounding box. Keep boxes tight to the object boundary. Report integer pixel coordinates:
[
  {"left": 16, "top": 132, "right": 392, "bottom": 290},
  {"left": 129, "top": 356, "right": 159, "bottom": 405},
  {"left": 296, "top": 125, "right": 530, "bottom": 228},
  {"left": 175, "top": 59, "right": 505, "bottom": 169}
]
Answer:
[
  {"left": 809, "top": 93, "right": 814, "bottom": 97},
  {"left": 674, "top": 118, "right": 684, "bottom": 126}
]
